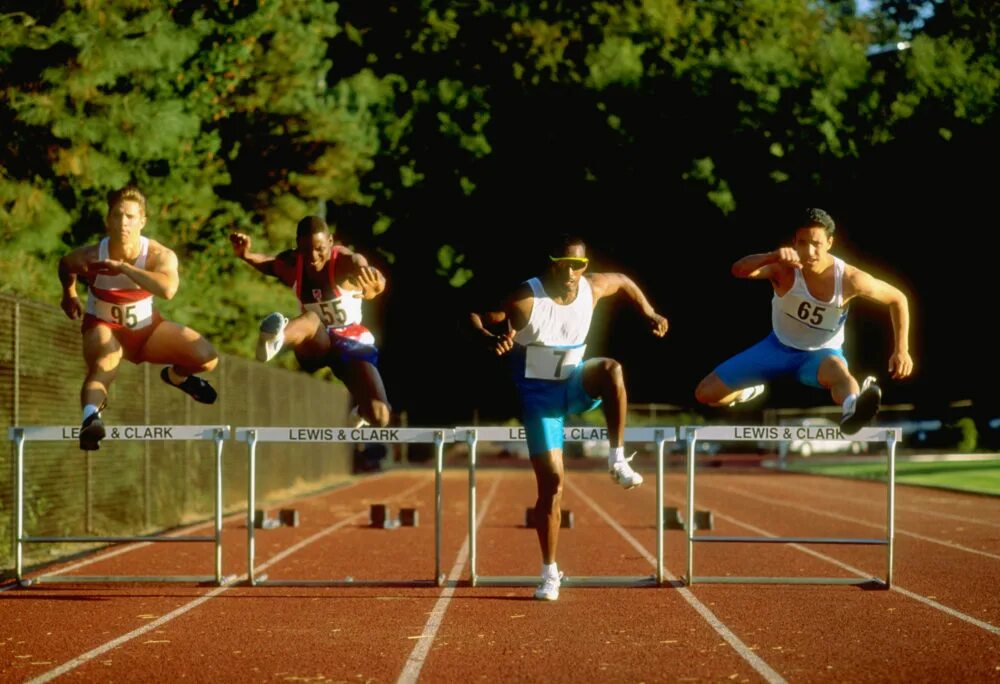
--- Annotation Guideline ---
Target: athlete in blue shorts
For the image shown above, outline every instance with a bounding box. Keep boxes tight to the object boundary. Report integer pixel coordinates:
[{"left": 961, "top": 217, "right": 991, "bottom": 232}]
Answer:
[
  {"left": 694, "top": 208, "right": 914, "bottom": 434},
  {"left": 471, "top": 235, "right": 668, "bottom": 600}
]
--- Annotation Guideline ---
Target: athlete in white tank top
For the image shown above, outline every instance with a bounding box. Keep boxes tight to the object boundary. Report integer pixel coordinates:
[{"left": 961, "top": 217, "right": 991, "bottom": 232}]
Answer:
[
  {"left": 470, "top": 236, "right": 669, "bottom": 601},
  {"left": 694, "top": 208, "right": 913, "bottom": 438},
  {"left": 771, "top": 256, "right": 848, "bottom": 351}
]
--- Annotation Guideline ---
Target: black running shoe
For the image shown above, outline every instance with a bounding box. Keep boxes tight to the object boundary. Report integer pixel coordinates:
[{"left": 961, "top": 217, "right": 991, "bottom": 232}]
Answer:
[
  {"left": 79, "top": 412, "right": 106, "bottom": 451},
  {"left": 161, "top": 367, "right": 218, "bottom": 404},
  {"left": 841, "top": 376, "right": 881, "bottom": 436}
]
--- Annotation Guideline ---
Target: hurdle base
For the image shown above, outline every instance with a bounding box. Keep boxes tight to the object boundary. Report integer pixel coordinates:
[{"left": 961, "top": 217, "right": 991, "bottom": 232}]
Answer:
[
  {"left": 688, "top": 575, "right": 886, "bottom": 586},
  {"left": 29, "top": 574, "right": 224, "bottom": 585},
  {"left": 690, "top": 536, "right": 888, "bottom": 545},
  {"left": 471, "top": 574, "right": 658, "bottom": 588},
  {"left": 247, "top": 578, "right": 443, "bottom": 588}
]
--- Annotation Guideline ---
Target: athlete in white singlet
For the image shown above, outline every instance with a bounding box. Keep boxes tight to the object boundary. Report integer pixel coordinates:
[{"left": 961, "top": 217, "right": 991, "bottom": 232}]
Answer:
[
  {"left": 471, "top": 235, "right": 668, "bottom": 601},
  {"left": 229, "top": 216, "right": 390, "bottom": 427},
  {"left": 59, "top": 186, "right": 219, "bottom": 451},
  {"left": 694, "top": 208, "right": 914, "bottom": 435}
]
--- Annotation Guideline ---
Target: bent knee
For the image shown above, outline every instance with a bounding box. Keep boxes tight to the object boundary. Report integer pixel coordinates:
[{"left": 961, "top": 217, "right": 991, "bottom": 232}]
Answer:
[{"left": 368, "top": 401, "right": 392, "bottom": 428}]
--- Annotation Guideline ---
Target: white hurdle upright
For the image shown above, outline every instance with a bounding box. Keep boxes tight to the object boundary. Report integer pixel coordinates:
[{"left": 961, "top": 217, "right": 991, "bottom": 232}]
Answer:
[
  {"left": 683, "top": 424, "right": 901, "bottom": 587},
  {"left": 458, "top": 426, "right": 676, "bottom": 587},
  {"left": 234, "top": 426, "right": 453, "bottom": 587},
  {"left": 8, "top": 425, "right": 231, "bottom": 586}
]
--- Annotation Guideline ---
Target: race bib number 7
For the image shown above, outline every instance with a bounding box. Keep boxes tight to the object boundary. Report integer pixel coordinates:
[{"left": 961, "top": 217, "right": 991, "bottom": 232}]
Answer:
[
  {"left": 525, "top": 344, "right": 586, "bottom": 380},
  {"left": 92, "top": 297, "right": 154, "bottom": 329}
]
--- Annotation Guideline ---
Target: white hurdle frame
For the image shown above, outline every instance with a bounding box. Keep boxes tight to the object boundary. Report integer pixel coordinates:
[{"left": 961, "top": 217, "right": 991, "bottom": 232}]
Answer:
[
  {"left": 235, "top": 426, "right": 453, "bottom": 587},
  {"left": 8, "top": 425, "right": 231, "bottom": 586},
  {"left": 458, "top": 426, "right": 676, "bottom": 587},
  {"left": 684, "top": 425, "right": 901, "bottom": 587}
]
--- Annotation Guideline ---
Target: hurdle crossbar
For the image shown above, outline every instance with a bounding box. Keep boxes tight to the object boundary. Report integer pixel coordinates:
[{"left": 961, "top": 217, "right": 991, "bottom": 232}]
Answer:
[
  {"left": 458, "top": 426, "right": 676, "bottom": 587},
  {"left": 234, "top": 426, "right": 452, "bottom": 587},
  {"left": 8, "top": 425, "right": 231, "bottom": 586},
  {"left": 684, "top": 424, "right": 900, "bottom": 587}
]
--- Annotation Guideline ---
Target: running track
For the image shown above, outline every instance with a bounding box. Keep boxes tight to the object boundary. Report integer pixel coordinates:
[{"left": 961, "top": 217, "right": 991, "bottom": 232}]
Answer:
[{"left": 1, "top": 464, "right": 998, "bottom": 682}]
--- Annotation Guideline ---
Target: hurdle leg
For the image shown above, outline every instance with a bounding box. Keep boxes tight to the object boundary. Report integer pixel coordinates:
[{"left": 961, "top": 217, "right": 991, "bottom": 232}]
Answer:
[
  {"left": 655, "top": 430, "right": 665, "bottom": 585},
  {"left": 887, "top": 433, "right": 897, "bottom": 587},
  {"left": 434, "top": 430, "right": 444, "bottom": 586},
  {"left": 247, "top": 430, "right": 258, "bottom": 586},
  {"left": 214, "top": 428, "right": 225, "bottom": 585},
  {"left": 686, "top": 429, "right": 696, "bottom": 586},
  {"left": 14, "top": 429, "right": 24, "bottom": 583},
  {"left": 467, "top": 431, "right": 478, "bottom": 587}
]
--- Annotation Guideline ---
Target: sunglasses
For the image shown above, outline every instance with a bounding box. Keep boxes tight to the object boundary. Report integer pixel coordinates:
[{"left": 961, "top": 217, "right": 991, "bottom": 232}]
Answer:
[{"left": 548, "top": 256, "right": 589, "bottom": 269}]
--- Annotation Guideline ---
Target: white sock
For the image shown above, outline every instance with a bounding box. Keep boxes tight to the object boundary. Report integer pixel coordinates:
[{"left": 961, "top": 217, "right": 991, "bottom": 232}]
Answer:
[
  {"left": 83, "top": 404, "right": 100, "bottom": 421},
  {"left": 167, "top": 367, "right": 187, "bottom": 385},
  {"left": 609, "top": 446, "right": 625, "bottom": 467},
  {"left": 842, "top": 394, "right": 857, "bottom": 416},
  {"left": 541, "top": 562, "right": 559, "bottom": 578}
]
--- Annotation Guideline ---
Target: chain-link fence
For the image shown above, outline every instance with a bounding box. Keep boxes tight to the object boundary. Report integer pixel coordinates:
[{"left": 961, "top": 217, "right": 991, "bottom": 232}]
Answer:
[{"left": 1, "top": 294, "right": 352, "bottom": 574}]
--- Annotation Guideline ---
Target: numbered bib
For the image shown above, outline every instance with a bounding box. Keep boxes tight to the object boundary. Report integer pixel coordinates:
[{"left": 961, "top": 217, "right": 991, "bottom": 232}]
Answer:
[
  {"left": 304, "top": 293, "right": 362, "bottom": 328},
  {"left": 91, "top": 297, "right": 154, "bottom": 329},
  {"left": 524, "top": 344, "right": 586, "bottom": 380}
]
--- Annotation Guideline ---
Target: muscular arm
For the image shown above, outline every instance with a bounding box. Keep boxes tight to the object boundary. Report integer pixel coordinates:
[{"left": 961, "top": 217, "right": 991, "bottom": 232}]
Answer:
[
  {"left": 846, "top": 267, "right": 914, "bottom": 379},
  {"left": 732, "top": 248, "right": 800, "bottom": 282},
  {"left": 229, "top": 232, "right": 297, "bottom": 285},
  {"left": 469, "top": 285, "right": 533, "bottom": 355},
  {"left": 587, "top": 273, "right": 668, "bottom": 337},
  {"left": 96, "top": 242, "right": 180, "bottom": 299},
  {"left": 339, "top": 249, "right": 386, "bottom": 300},
  {"left": 58, "top": 246, "right": 96, "bottom": 319}
]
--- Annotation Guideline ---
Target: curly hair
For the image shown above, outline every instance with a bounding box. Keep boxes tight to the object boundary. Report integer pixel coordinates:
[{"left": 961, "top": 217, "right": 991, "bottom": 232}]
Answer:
[{"left": 800, "top": 208, "right": 835, "bottom": 236}]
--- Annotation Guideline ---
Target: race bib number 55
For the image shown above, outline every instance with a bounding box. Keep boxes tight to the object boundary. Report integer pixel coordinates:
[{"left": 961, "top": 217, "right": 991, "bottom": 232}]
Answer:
[{"left": 524, "top": 344, "right": 586, "bottom": 380}]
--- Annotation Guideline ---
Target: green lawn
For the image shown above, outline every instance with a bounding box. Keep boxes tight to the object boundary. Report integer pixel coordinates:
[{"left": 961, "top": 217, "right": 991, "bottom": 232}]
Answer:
[{"left": 784, "top": 459, "right": 1000, "bottom": 496}]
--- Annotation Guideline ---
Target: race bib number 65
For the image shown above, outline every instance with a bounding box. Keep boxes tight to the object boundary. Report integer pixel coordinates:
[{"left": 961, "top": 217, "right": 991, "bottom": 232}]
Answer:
[{"left": 524, "top": 344, "right": 586, "bottom": 380}]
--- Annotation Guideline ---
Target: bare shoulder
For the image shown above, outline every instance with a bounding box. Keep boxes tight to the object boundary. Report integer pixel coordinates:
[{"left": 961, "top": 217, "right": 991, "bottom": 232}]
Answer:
[
  {"left": 144, "top": 238, "right": 178, "bottom": 271},
  {"left": 585, "top": 272, "right": 621, "bottom": 298}
]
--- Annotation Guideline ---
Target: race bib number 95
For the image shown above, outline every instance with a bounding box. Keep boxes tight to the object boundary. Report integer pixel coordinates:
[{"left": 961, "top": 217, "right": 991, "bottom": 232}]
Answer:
[
  {"left": 524, "top": 344, "right": 586, "bottom": 380},
  {"left": 92, "top": 297, "right": 154, "bottom": 329}
]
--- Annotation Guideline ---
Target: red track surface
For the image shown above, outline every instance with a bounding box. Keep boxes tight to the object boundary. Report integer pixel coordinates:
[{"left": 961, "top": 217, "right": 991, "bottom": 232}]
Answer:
[{"left": 2, "top": 463, "right": 999, "bottom": 682}]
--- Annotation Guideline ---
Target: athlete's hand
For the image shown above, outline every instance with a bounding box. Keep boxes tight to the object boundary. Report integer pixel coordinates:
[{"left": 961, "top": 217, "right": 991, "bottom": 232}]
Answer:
[
  {"left": 492, "top": 329, "right": 515, "bottom": 356},
  {"left": 355, "top": 266, "right": 383, "bottom": 299},
  {"left": 774, "top": 247, "right": 802, "bottom": 269},
  {"left": 889, "top": 350, "right": 913, "bottom": 380},
  {"left": 648, "top": 312, "right": 669, "bottom": 337},
  {"left": 60, "top": 292, "right": 82, "bottom": 320},
  {"left": 229, "top": 232, "right": 251, "bottom": 258}
]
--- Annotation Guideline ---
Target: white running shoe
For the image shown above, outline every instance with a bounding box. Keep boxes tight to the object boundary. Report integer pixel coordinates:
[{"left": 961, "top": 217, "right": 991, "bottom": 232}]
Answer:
[
  {"left": 349, "top": 406, "right": 369, "bottom": 428},
  {"left": 256, "top": 312, "right": 288, "bottom": 362},
  {"left": 727, "top": 384, "right": 765, "bottom": 407},
  {"left": 841, "top": 376, "right": 881, "bottom": 436},
  {"left": 609, "top": 453, "right": 644, "bottom": 489},
  {"left": 533, "top": 571, "right": 563, "bottom": 601}
]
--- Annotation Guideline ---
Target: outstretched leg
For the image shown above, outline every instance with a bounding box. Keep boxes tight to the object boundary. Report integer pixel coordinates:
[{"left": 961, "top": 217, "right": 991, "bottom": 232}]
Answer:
[{"left": 694, "top": 372, "right": 765, "bottom": 407}]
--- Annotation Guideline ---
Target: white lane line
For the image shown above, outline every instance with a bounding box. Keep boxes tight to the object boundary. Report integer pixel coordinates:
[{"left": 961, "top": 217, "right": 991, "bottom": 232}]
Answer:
[
  {"left": 568, "top": 481, "right": 787, "bottom": 684},
  {"left": 27, "top": 478, "right": 427, "bottom": 684},
  {"left": 701, "top": 507, "right": 1000, "bottom": 637},
  {"left": 396, "top": 478, "right": 503, "bottom": 684},
  {"left": 705, "top": 483, "right": 1000, "bottom": 561},
  {"left": 742, "top": 477, "right": 1000, "bottom": 529},
  {"left": 5, "top": 473, "right": 388, "bottom": 589}
]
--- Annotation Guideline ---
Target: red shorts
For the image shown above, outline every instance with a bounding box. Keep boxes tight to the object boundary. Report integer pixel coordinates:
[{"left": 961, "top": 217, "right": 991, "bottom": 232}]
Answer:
[{"left": 82, "top": 311, "right": 164, "bottom": 363}]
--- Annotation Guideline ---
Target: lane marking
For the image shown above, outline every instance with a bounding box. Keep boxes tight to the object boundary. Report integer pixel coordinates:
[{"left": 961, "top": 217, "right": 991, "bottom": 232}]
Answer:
[
  {"left": 396, "top": 478, "right": 503, "bottom": 684},
  {"left": 569, "top": 481, "right": 788, "bottom": 684}
]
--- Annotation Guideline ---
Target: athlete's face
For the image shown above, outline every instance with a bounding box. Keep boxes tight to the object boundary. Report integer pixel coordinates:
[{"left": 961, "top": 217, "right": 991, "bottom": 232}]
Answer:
[
  {"left": 793, "top": 227, "right": 833, "bottom": 269},
  {"left": 298, "top": 232, "right": 333, "bottom": 271},
  {"left": 105, "top": 200, "right": 145, "bottom": 245},
  {"left": 546, "top": 243, "right": 588, "bottom": 295}
]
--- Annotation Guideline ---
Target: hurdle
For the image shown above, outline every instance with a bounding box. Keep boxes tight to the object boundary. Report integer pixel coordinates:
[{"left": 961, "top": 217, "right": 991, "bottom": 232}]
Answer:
[
  {"left": 458, "top": 426, "right": 675, "bottom": 587},
  {"left": 683, "top": 425, "right": 901, "bottom": 587},
  {"left": 8, "top": 425, "right": 231, "bottom": 586},
  {"left": 235, "top": 426, "right": 453, "bottom": 587}
]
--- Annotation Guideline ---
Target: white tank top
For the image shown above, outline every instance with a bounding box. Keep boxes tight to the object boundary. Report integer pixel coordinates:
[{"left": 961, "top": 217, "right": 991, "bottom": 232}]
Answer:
[
  {"left": 513, "top": 276, "right": 593, "bottom": 380},
  {"left": 85, "top": 237, "right": 156, "bottom": 329},
  {"left": 771, "top": 256, "right": 848, "bottom": 350}
]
